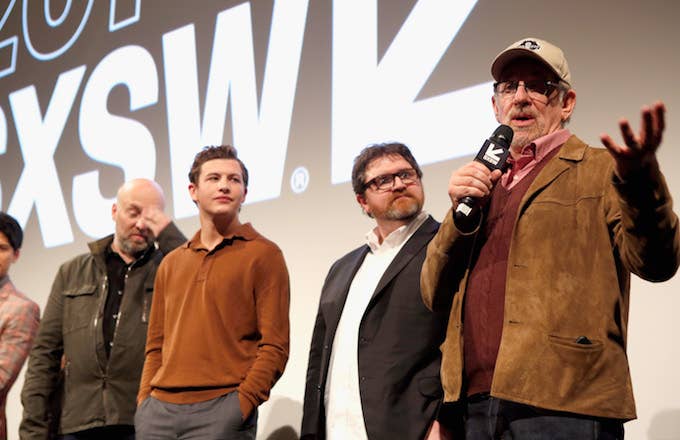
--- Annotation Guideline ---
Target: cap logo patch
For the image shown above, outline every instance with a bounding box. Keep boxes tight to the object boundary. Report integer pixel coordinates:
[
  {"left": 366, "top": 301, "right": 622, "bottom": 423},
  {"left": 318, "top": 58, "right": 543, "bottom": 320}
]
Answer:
[{"left": 518, "top": 39, "right": 540, "bottom": 50}]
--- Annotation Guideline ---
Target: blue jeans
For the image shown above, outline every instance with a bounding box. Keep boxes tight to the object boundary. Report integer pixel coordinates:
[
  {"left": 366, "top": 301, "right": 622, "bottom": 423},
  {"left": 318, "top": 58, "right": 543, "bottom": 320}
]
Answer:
[{"left": 465, "top": 394, "right": 624, "bottom": 440}]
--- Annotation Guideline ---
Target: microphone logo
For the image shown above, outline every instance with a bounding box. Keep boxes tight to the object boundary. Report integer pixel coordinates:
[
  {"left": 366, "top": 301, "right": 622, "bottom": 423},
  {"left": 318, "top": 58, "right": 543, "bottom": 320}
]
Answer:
[
  {"left": 481, "top": 142, "right": 506, "bottom": 167},
  {"left": 454, "top": 124, "right": 514, "bottom": 231}
]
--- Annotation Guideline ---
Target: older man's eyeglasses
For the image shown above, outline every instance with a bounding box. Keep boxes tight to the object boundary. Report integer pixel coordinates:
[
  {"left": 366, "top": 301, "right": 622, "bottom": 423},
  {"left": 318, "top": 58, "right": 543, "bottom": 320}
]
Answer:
[
  {"left": 493, "top": 80, "right": 565, "bottom": 101},
  {"left": 363, "top": 168, "right": 420, "bottom": 192}
]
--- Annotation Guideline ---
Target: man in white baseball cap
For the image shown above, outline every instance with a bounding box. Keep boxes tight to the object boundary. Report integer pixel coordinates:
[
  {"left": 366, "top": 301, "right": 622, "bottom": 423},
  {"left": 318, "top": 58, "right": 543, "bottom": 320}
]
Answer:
[{"left": 421, "top": 36, "right": 680, "bottom": 439}]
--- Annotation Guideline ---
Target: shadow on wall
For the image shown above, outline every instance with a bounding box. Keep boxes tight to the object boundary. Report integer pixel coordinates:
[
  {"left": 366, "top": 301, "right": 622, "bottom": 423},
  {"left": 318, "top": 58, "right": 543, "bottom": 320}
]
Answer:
[
  {"left": 648, "top": 409, "right": 680, "bottom": 440},
  {"left": 262, "top": 397, "right": 303, "bottom": 440}
]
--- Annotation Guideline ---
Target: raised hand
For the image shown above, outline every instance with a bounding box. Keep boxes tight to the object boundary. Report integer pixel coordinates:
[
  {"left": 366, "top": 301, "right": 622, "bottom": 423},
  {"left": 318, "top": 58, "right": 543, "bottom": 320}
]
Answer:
[{"left": 600, "top": 101, "right": 665, "bottom": 179}]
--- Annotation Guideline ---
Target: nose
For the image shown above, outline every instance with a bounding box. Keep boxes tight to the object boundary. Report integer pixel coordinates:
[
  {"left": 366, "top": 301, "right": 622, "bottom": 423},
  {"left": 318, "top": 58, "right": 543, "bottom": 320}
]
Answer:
[
  {"left": 135, "top": 217, "right": 147, "bottom": 231},
  {"left": 217, "top": 176, "right": 230, "bottom": 192},
  {"left": 392, "top": 175, "right": 407, "bottom": 190},
  {"left": 512, "top": 81, "right": 531, "bottom": 103}
]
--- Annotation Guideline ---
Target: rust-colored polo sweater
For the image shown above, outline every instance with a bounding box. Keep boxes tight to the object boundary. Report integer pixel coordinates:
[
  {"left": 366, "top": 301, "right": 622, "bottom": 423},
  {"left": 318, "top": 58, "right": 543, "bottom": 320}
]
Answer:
[{"left": 137, "top": 223, "right": 290, "bottom": 419}]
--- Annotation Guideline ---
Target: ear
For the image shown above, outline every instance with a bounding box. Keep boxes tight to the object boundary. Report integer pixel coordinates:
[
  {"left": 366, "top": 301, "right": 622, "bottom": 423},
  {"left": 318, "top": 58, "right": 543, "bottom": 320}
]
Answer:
[
  {"left": 561, "top": 89, "right": 576, "bottom": 122},
  {"left": 492, "top": 95, "right": 501, "bottom": 123},
  {"left": 12, "top": 248, "right": 20, "bottom": 264},
  {"left": 111, "top": 203, "right": 118, "bottom": 221},
  {"left": 188, "top": 182, "right": 198, "bottom": 203},
  {"left": 356, "top": 193, "right": 370, "bottom": 216}
]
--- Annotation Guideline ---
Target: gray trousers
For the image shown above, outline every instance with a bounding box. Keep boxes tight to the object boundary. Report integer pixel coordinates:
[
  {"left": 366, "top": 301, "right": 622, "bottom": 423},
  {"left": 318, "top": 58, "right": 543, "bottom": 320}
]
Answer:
[{"left": 134, "top": 392, "right": 257, "bottom": 440}]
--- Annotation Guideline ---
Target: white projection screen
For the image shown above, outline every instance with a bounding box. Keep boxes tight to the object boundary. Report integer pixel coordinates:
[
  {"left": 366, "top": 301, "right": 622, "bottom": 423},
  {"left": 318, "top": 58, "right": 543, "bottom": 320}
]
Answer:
[{"left": 2, "top": 1, "right": 680, "bottom": 438}]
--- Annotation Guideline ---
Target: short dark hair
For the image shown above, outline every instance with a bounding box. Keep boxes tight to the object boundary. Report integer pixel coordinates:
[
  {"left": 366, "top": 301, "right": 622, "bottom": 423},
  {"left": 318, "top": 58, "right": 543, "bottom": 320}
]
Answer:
[
  {"left": 0, "top": 212, "right": 23, "bottom": 250},
  {"left": 351, "top": 142, "right": 423, "bottom": 195},
  {"left": 188, "top": 145, "right": 249, "bottom": 188}
]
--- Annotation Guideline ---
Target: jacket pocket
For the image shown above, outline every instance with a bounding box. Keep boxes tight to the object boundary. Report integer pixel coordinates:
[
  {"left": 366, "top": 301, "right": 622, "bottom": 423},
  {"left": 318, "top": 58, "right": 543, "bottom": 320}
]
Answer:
[
  {"left": 62, "top": 284, "right": 97, "bottom": 334},
  {"left": 547, "top": 334, "right": 604, "bottom": 385}
]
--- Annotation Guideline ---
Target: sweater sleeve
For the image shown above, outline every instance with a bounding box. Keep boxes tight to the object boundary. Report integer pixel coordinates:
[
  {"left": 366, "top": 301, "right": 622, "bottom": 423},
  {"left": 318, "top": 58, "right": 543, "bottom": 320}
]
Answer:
[{"left": 236, "top": 246, "right": 290, "bottom": 419}]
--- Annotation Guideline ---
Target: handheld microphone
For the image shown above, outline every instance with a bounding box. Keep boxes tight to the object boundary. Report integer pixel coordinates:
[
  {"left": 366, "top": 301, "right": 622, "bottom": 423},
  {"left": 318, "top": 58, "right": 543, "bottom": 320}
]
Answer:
[{"left": 454, "top": 124, "right": 514, "bottom": 231}]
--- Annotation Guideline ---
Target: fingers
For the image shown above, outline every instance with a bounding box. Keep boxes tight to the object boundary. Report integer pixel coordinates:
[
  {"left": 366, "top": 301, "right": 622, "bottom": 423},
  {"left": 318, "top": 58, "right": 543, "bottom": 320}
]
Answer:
[
  {"left": 654, "top": 101, "right": 666, "bottom": 136},
  {"left": 599, "top": 133, "right": 622, "bottom": 155},
  {"left": 141, "top": 205, "right": 171, "bottom": 237},
  {"left": 629, "top": 101, "right": 666, "bottom": 153},
  {"left": 619, "top": 118, "right": 639, "bottom": 151},
  {"left": 448, "top": 161, "right": 497, "bottom": 205},
  {"left": 601, "top": 100, "right": 667, "bottom": 159},
  {"left": 644, "top": 101, "right": 665, "bottom": 149}
]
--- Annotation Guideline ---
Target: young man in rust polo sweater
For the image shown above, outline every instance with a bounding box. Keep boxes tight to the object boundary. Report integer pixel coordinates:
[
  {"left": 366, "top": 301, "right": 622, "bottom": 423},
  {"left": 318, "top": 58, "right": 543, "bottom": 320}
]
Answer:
[{"left": 135, "top": 145, "right": 290, "bottom": 439}]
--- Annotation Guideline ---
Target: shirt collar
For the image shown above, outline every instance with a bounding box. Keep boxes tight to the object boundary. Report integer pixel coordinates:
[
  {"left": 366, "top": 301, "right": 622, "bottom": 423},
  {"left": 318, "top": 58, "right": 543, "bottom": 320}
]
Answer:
[
  {"left": 365, "top": 211, "right": 428, "bottom": 253},
  {"left": 187, "top": 222, "right": 259, "bottom": 251},
  {"left": 527, "top": 128, "right": 571, "bottom": 162}
]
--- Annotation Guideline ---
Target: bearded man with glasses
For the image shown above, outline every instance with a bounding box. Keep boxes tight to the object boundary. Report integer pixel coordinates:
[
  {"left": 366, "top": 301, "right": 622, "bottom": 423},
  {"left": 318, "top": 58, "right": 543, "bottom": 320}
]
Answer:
[
  {"left": 302, "top": 143, "right": 452, "bottom": 439},
  {"left": 421, "top": 37, "right": 680, "bottom": 439}
]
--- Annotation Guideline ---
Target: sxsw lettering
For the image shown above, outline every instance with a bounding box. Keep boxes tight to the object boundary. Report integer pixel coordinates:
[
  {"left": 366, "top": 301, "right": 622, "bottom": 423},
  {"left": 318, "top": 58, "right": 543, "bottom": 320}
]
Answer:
[
  {"left": 1, "top": 0, "right": 487, "bottom": 248},
  {"left": 1, "top": 1, "right": 308, "bottom": 247}
]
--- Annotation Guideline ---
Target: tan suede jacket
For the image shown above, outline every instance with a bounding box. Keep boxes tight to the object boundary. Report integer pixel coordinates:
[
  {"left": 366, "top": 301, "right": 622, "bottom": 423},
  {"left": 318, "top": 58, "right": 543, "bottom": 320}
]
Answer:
[{"left": 421, "top": 135, "right": 680, "bottom": 420}]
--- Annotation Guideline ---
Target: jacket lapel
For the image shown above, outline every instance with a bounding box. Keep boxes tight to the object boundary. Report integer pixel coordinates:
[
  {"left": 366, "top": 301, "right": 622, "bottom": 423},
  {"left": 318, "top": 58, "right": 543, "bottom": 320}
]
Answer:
[
  {"left": 518, "top": 135, "right": 588, "bottom": 217},
  {"left": 322, "top": 246, "right": 370, "bottom": 334},
  {"left": 369, "top": 215, "right": 438, "bottom": 305}
]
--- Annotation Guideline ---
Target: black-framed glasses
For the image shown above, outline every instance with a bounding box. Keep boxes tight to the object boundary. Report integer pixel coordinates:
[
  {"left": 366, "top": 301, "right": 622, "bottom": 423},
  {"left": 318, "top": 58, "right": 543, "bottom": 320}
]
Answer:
[
  {"left": 493, "top": 79, "right": 566, "bottom": 101},
  {"left": 363, "top": 168, "right": 420, "bottom": 192}
]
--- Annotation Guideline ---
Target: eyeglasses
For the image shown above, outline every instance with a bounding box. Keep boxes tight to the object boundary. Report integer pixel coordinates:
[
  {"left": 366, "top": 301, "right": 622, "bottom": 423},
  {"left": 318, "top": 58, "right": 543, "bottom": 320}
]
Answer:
[
  {"left": 493, "top": 80, "right": 566, "bottom": 102},
  {"left": 363, "top": 168, "right": 420, "bottom": 192}
]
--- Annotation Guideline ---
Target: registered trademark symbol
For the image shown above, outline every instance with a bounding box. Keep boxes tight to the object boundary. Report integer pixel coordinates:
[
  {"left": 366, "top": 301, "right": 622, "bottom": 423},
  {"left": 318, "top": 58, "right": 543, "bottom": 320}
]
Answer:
[{"left": 290, "top": 166, "right": 310, "bottom": 194}]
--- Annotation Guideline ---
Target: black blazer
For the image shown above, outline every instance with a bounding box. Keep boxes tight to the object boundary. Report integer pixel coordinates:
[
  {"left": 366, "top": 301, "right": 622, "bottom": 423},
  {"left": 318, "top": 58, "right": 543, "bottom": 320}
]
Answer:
[{"left": 301, "top": 216, "right": 448, "bottom": 440}]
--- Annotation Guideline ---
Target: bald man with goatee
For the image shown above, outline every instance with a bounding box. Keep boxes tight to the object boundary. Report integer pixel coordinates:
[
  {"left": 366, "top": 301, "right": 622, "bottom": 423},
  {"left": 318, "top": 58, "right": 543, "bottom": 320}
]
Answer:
[{"left": 20, "top": 179, "right": 186, "bottom": 440}]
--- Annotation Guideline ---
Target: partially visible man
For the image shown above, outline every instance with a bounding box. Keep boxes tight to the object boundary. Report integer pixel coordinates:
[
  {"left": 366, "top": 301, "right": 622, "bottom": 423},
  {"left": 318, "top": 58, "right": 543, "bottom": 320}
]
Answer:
[
  {"left": 301, "top": 143, "right": 451, "bottom": 440},
  {"left": 421, "top": 37, "right": 680, "bottom": 439},
  {"left": 135, "top": 145, "right": 290, "bottom": 440},
  {"left": 20, "top": 179, "right": 186, "bottom": 440},
  {"left": 0, "top": 212, "right": 40, "bottom": 440}
]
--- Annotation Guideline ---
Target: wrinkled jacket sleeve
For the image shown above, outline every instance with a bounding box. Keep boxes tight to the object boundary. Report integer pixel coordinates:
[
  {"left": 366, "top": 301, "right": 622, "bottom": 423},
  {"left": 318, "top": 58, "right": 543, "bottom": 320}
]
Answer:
[
  {"left": 420, "top": 209, "right": 477, "bottom": 312},
  {"left": 156, "top": 222, "right": 187, "bottom": 256},
  {"left": 20, "top": 267, "right": 67, "bottom": 440},
  {"left": 0, "top": 298, "right": 40, "bottom": 392},
  {"left": 608, "top": 163, "right": 680, "bottom": 281}
]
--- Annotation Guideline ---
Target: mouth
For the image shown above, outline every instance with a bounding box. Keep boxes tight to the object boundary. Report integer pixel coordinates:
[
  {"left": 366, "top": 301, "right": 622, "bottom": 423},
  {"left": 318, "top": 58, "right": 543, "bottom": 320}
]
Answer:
[
  {"left": 214, "top": 196, "right": 233, "bottom": 203},
  {"left": 130, "top": 233, "right": 147, "bottom": 242},
  {"left": 510, "top": 113, "right": 535, "bottom": 126},
  {"left": 391, "top": 194, "right": 413, "bottom": 203}
]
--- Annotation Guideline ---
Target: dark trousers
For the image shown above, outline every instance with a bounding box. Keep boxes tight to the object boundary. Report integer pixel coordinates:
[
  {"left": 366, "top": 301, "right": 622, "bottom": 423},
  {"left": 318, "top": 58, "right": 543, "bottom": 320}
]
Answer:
[
  {"left": 134, "top": 392, "right": 257, "bottom": 440},
  {"left": 60, "top": 425, "right": 135, "bottom": 440},
  {"left": 464, "top": 394, "right": 624, "bottom": 440}
]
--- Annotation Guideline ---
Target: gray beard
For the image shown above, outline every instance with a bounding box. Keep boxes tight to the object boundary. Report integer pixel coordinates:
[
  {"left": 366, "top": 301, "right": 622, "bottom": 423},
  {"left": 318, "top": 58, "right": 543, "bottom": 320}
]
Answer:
[
  {"left": 384, "top": 198, "right": 421, "bottom": 222},
  {"left": 119, "top": 237, "right": 152, "bottom": 259}
]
